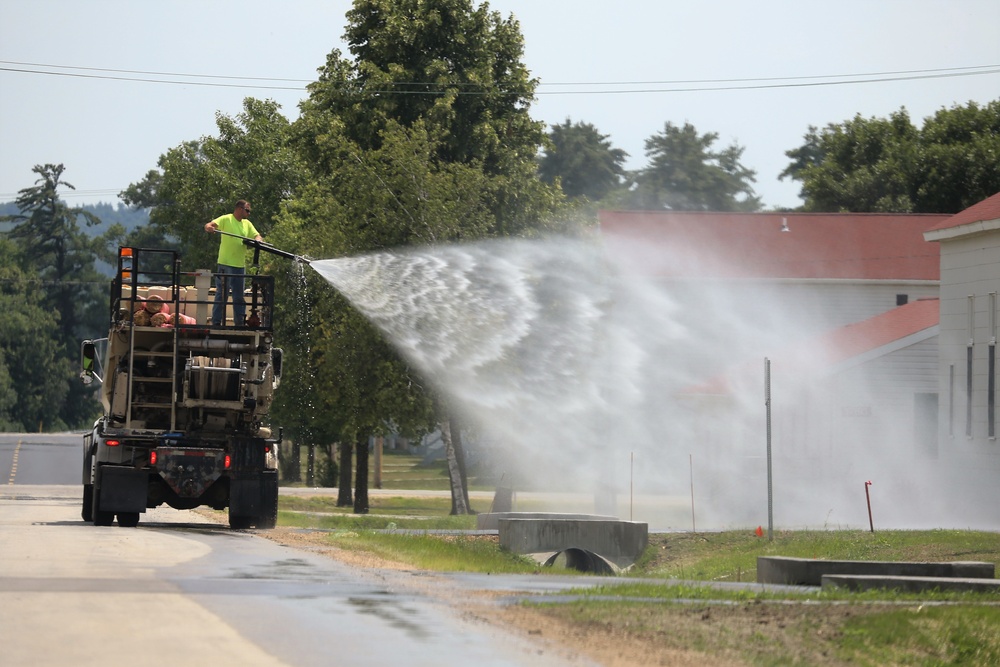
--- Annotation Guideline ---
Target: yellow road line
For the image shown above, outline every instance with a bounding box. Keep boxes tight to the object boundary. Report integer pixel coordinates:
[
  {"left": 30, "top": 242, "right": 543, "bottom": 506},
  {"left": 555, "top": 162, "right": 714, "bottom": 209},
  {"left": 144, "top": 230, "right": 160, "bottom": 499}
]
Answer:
[{"left": 7, "top": 439, "right": 21, "bottom": 485}]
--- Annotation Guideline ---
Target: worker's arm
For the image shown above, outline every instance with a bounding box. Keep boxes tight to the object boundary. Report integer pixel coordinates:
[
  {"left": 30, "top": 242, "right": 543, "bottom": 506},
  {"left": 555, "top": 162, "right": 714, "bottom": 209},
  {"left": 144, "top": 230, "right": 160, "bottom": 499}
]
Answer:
[{"left": 205, "top": 221, "right": 219, "bottom": 233}]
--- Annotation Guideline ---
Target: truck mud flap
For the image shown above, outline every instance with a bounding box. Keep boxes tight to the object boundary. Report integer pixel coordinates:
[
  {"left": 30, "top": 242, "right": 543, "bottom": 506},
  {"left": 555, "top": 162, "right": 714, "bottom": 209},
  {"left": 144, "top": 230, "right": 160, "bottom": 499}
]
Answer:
[
  {"left": 230, "top": 471, "right": 277, "bottom": 517},
  {"left": 97, "top": 466, "right": 148, "bottom": 513}
]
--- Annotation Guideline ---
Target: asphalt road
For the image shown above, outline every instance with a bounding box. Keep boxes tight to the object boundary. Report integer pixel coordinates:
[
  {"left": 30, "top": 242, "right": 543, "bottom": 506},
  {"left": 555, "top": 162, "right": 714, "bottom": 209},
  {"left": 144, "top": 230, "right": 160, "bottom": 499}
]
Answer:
[{"left": 0, "top": 433, "right": 596, "bottom": 667}]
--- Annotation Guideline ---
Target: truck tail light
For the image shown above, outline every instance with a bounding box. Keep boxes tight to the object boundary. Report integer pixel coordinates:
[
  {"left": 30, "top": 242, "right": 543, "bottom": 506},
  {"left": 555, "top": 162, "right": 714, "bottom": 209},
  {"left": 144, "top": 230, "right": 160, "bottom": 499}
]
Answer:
[
  {"left": 150, "top": 450, "right": 158, "bottom": 465},
  {"left": 106, "top": 439, "right": 121, "bottom": 447},
  {"left": 224, "top": 454, "right": 232, "bottom": 469}
]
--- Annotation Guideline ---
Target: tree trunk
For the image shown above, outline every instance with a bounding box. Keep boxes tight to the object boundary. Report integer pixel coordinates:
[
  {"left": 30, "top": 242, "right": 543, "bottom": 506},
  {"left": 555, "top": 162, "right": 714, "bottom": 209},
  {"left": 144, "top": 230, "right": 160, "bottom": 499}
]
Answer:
[
  {"left": 450, "top": 416, "right": 474, "bottom": 513},
  {"left": 353, "top": 436, "right": 369, "bottom": 515},
  {"left": 441, "top": 419, "right": 470, "bottom": 515},
  {"left": 289, "top": 440, "right": 302, "bottom": 482},
  {"left": 337, "top": 441, "right": 353, "bottom": 507}
]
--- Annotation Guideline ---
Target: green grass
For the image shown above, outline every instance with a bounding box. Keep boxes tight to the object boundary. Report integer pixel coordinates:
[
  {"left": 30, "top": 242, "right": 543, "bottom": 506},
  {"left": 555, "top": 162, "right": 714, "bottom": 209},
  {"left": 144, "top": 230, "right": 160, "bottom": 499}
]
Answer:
[
  {"left": 530, "top": 600, "right": 1000, "bottom": 667},
  {"left": 320, "top": 532, "right": 542, "bottom": 573},
  {"left": 282, "top": 446, "right": 497, "bottom": 491},
  {"left": 836, "top": 605, "right": 1000, "bottom": 666},
  {"left": 634, "top": 529, "right": 1000, "bottom": 584},
  {"left": 269, "top": 493, "right": 1000, "bottom": 665},
  {"left": 277, "top": 494, "right": 494, "bottom": 531}
]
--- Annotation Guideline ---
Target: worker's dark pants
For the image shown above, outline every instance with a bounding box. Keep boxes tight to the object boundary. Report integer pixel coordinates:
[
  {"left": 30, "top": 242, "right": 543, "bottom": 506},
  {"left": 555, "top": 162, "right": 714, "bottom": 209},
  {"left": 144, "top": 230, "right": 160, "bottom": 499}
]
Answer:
[{"left": 212, "top": 264, "right": 246, "bottom": 326}]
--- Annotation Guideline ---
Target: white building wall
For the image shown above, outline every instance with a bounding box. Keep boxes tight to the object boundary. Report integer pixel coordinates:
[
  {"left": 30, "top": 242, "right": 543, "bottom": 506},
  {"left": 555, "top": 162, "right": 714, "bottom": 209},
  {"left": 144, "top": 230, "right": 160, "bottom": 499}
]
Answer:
[
  {"left": 936, "top": 234, "right": 1000, "bottom": 445},
  {"left": 933, "top": 231, "right": 1000, "bottom": 525}
]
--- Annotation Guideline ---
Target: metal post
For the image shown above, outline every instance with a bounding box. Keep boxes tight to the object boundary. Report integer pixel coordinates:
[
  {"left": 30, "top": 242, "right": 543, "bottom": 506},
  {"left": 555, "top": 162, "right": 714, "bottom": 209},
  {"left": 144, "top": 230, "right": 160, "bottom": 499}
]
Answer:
[
  {"left": 765, "top": 358, "right": 773, "bottom": 541},
  {"left": 629, "top": 451, "right": 634, "bottom": 522},
  {"left": 865, "top": 481, "right": 874, "bottom": 533},
  {"left": 689, "top": 453, "right": 696, "bottom": 533}
]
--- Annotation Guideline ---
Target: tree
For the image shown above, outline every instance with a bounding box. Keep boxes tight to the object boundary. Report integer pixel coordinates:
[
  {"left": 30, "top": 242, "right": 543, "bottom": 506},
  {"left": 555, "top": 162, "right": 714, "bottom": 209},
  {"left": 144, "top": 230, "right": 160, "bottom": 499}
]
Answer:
[
  {"left": 310, "top": 0, "right": 542, "bottom": 175},
  {"left": 0, "top": 237, "right": 72, "bottom": 431},
  {"left": 2, "top": 164, "right": 106, "bottom": 428},
  {"left": 296, "top": 0, "right": 567, "bottom": 239},
  {"left": 274, "top": 2, "right": 571, "bottom": 513},
  {"left": 121, "top": 98, "right": 307, "bottom": 270},
  {"left": 538, "top": 118, "right": 628, "bottom": 201},
  {"left": 916, "top": 101, "right": 1000, "bottom": 213},
  {"left": 628, "top": 122, "right": 761, "bottom": 211},
  {"left": 782, "top": 101, "right": 1000, "bottom": 213}
]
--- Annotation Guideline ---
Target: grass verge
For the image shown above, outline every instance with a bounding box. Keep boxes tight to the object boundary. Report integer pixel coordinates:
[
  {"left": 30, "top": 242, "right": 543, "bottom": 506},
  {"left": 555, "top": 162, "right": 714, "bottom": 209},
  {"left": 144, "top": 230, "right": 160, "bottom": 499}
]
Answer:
[{"left": 273, "top": 494, "right": 1000, "bottom": 666}]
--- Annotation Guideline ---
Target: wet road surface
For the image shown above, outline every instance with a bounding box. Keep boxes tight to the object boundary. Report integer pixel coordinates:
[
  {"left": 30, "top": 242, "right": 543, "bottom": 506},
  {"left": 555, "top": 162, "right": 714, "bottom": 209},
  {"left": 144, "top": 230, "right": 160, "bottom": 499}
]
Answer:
[
  {"left": 1, "top": 434, "right": 597, "bottom": 666},
  {"left": 0, "top": 482, "right": 597, "bottom": 667}
]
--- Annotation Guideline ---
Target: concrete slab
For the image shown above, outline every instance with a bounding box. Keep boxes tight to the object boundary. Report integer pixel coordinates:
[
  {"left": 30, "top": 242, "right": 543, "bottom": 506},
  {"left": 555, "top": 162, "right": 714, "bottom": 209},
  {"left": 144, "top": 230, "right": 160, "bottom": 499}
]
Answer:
[
  {"left": 758, "top": 556, "right": 995, "bottom": 586},
  {"left": 822, "top": 574, "right": 1000, "bottom": 593}
]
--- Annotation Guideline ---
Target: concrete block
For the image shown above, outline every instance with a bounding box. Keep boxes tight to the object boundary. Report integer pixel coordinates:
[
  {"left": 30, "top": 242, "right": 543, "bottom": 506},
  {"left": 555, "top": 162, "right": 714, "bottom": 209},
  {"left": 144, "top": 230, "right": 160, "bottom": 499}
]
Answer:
[
  {"left": 822, "top": 574, "right": 1000, "bottom": 593},
  {"left": 478, "top": 511, "right": 618, "bottom": 531},
  {"left": 758, "top": 556, "right": 995, "bottom": 586},
  {"left": 498, "top": 517, "right": 648, "bottom": 571}
]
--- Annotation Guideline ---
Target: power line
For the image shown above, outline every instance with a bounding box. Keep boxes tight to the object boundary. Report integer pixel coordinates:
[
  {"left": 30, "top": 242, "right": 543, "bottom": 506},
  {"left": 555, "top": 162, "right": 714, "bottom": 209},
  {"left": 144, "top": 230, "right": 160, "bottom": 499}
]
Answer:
[{"left": 1, "top": 60, "right": 997, "bottom": 94}]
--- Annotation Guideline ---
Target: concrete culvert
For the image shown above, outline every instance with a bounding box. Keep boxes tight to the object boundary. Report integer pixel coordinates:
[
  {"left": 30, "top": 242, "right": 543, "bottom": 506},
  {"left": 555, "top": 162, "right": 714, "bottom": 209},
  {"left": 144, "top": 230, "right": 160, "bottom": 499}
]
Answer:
[{"left": 543, "top": 548, "right": 620, "bottom": 575}]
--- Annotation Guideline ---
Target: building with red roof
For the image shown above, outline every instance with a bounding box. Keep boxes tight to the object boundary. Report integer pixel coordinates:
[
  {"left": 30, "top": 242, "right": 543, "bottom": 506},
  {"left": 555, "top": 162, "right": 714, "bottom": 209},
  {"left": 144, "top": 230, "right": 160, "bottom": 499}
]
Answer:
[
  {"left": 599, "top": 211, "right": 947, "bottom": 343},
  {"left": 924, "top": 192, "right": 1000, "bottom": 499},
  {"left": 598, "top": 205, "right": 1000, "bottom": 527}
]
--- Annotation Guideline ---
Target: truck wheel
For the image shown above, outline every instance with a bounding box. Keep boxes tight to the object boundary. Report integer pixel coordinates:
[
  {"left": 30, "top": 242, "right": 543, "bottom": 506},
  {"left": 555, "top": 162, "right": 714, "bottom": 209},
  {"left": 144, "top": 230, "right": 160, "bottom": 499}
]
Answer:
[
  {"left": 228, "top": 512, "right": 253, "bottom": 530},
  {"left": 117, "top": 512, "right": 140, "bottom": 528},
  {"left": 257, "top": 485, "right": 278, "bottom": 529},
  {"left": 82, "top": 484, "right": 94, "bottom": 522},
  {"left": 92, "top": 485, "right": 114, "bottom": 526}
]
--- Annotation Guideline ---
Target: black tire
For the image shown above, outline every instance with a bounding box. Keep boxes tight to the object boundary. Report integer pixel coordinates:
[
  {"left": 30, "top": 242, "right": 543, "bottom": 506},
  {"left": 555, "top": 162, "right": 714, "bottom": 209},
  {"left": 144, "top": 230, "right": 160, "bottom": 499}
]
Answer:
[
  {"left": 228, "top": 512, "right": 253, "bottom": 530},
  {"left": 82, "top": 484, "right": 94, "bottom": 522},
  {"left": 257, "top": 484, "right": 279, "bottom": 529},
  {"left": 117, "top": 512, "right": 140, "bottom": 528},
  {"left": 92, "top": 484, "right": 114, "bottom": 526}
]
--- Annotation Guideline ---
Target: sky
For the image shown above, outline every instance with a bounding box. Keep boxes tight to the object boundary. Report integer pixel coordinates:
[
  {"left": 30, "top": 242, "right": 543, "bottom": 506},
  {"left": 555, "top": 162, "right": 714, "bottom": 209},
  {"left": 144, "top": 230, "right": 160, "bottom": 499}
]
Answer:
[{"left": 1, "top": 0, "right": 998, "bottom": 211}]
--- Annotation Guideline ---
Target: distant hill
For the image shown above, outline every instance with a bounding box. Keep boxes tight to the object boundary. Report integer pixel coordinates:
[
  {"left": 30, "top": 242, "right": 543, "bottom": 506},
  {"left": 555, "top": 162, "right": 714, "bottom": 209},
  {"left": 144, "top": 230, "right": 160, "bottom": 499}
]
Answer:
[{"left": 0, "top": 201, "right": 149, "bottom": 236}]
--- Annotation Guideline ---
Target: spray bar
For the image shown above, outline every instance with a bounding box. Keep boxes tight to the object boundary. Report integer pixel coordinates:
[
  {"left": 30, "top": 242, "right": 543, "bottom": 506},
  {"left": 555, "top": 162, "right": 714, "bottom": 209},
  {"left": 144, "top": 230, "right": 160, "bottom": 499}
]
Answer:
[{"left": 214, "top": 229, "right": 308, "bottom": 263}]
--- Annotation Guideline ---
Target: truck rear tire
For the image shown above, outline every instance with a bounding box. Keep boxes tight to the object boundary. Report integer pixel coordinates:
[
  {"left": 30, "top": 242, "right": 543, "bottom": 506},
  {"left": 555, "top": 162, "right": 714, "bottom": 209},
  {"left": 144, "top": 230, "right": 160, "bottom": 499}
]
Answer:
[
  {"left": 92, "top": 485, "right": 114, "bottom": 526},
  {"left": 117, "top": 512, "right": 140, "bottom": 528},
  {"left": 228, "top": 511, "right": 253, "bottom": 529},
  {"left": 257, "top": 483, "right": 278, "bottom": 529},
  {"left": 82, "top": 484, "right": 94, "bottom": 522}
]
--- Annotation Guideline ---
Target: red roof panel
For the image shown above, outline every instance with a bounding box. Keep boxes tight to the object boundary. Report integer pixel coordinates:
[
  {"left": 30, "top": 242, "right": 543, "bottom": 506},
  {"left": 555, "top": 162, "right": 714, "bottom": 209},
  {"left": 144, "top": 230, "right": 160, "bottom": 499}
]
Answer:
[
  {"left": 599, "top": 211, "right": 946, "bottom": 280},
  {"left": 687, "top": 298, "right": 939, "bottom": 395},
  {"left": 925, "top": 191, "right": 1000, "bottom": 233}
]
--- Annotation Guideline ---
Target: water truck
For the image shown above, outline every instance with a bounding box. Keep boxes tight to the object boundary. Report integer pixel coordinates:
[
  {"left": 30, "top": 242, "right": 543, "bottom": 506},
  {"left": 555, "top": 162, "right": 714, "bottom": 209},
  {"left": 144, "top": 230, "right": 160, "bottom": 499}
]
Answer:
[{"left": 79, "top": 240, "right": 301, "bottom": 528}]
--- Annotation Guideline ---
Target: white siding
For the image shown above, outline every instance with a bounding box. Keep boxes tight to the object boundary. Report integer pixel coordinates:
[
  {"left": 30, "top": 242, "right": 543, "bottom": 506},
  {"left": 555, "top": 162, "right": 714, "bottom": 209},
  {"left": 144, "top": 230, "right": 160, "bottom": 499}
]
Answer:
[{"left": 937, "top": 235, "right": 1000, "bottom": 445}]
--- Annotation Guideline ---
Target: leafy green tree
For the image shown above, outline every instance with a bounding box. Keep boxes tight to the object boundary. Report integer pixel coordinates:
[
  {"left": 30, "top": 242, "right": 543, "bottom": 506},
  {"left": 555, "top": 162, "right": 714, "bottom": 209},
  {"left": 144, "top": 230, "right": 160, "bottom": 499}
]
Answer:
[
  {"left": 0, "top": 237, "right": 72, "bottom": 431},
  {"left": 916, "top": 100, "right": 1000, "bottom": 212},
  {"left": 297, "top": 0, "right": 566, "bottom": 239},
  {"left": 538, "top": 118, "right": 628, "bottom": 201},
  {"left": 628, "top": 122, "right": 761, "bottom": 211},
  {"left": 782, "top": 101, "right": 1000, "bottom": 213},
  {"left": 313, "top": 0, "right": 541, "bottom": 173},
  {"left": 269, "top": 122, "right": 459, "bottom": 497},
  {"left": 784, "top": 109, "right": 918, "bottom": 212},
  {"left": 121, "top": 98, "right": 307, "bottom": 269},
  {"left": 274, "top": 2, "right": 570, "bottom": 512},
  {"left": 2, "top": 164, "right": 107, "bottom": 428}
]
